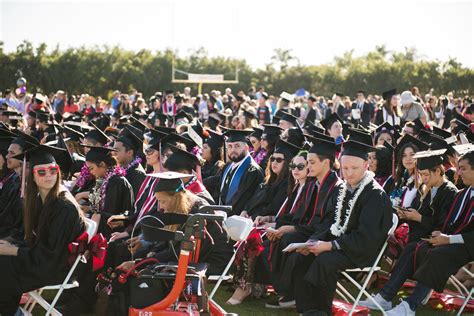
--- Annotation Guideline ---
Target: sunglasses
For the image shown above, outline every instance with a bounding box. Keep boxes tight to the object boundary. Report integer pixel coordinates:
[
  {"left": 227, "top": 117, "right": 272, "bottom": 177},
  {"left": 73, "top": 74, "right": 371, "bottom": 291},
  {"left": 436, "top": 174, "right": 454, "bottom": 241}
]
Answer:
[
  {"left": 33, "top": 165, "right": 60, "bottom": 177},
  {"left": 289, "top": 163, "right": 306, "bottom": 171},
  {"left": 270, "top": 156, "right": 285, "bottom": 163},
  {"left": 144, "top": 147, "right": 157, "bottom": 155}
]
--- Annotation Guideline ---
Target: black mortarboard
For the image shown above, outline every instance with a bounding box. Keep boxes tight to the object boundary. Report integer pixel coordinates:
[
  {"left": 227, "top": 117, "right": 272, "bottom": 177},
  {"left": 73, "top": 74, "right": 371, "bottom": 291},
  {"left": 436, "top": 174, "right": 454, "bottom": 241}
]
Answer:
[
  {"left": 304, "top": 119, "right": 325, "bottom": 135},
  {"left": 262, "top": 124, "right": 283, "bottom": 136},
  {"left": 150, "top": 171, "right": 191, "bottom": 193},
  {"left": 207, "top": 115, "right": 221, "bottom": 130},
  {"left": 117, "top": 124, "right": 143, "bottom": 151},
  {"left": 164, "top": 144, "right": 200, "bottom": 171},
  {"left": 191, "top": 120, "right": 208, "bottom": 140},
  {"left": 0, "top": 127, "right": 18, "bottom": 138},
  {"left": 382, "top": 88, "right": 397, "bottom": 100},
  {"left": 84, "top": 123, "right": 112, "bottom": 145},
  {"left": 414, "top": 149, "right": 447, "bottom": 170},
  {"left": 374, "top": 121, "right": 401, "bottom": 141},
  {"left": 432, "top": 126, "right": 452, "bottom": 139},
  {"left": 224, "top": 129, "right": 252, "bottom": 143},
  {"left": 280, "top": 112, "right": 299, "bottom": 126},
  {"left": 272, "top": 115, "right": 281, "bottom": 125},
  {"left": 204, "top": 130, "right": 225, "bottom": 150},
  {"left": 341, "top": 129, "right": 376, "bottom": 160},
  {"left": 153, "top": 125, "right": 175, "bottom": 134},
  {"left": 146, "top": 129, "right": 168, "bottom": 151},
  {"left": 307, "top": 133, "right": 338, "bottom": 158},
  {"left": 335, "top": 92, "right": 344, "bottom": 98},
  {"left": 0, "top": 136, "right": 14, "bottom": 157},
  {"left": 286, "top": 126, "right": 305, "bottom": 147},
  {"left": 161, "top": 133, "right": 195, "bottom": 149},
  {"left": 273, "top": 139, "right": 301, "bottom": 159},
  {"left": 394, "top": 134, "right": 430, "bottom": 155},
  {"left": 320, "top": 112, "right": 343, "bottom": 130},
  {"left": 175, "top": 110, "right": 192, "bottom": 122},
  {"left": 250, "top": 127, "right": 263, "bottom": 140},
  {"left": 12, "top": 129, "right": 40, "bottom": 152},
  {"left": 411, "top": 118, "right": 429, "bottom": 134},
  {"left": 242, "top": 109, "right": 257, "bottom": 120},
  {"left": 14, "top": 144, "right": 67, "bottom": 169},
  {"left": 84, "top": 146, "right": 117, "bottom": 163}
]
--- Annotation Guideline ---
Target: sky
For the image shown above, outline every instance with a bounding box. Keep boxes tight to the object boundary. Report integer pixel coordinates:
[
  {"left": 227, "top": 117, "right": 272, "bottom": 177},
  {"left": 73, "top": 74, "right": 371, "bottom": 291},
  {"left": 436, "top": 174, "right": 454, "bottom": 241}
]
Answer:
[{"left": 0, "top": 0, "right": 473, "bottom": 70}]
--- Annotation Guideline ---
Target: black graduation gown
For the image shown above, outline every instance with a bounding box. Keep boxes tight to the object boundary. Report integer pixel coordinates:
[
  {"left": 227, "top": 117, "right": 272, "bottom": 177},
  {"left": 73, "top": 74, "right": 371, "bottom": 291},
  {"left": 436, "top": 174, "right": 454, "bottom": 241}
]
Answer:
[
  {"left": 412, "top": 187, "right": 474, "bottom": 292},
  {"left": 0, "top": 173, "right": 23, "bottom": 241},
  {"left": 0, "top": 192, "right": 83, "bottom": 313},
  {"left": 202, "top": 161, "right": 223, "bottom": 203},
  {"left": 244, "top": 179, "right": 288, "bottom": 220},
  {"left": 99, "top": 175, "right": 135, "bottom": 237},
  {"left": 351, "top": 101, "right": 375, "bottom": 128},
  {"left": 125, "top": 162, "right": 146, "bottom": 199},
  {"left": 407, "top": 181, "right": 458, "bottom": 243},
  {"left": 218, "top": 158, "right": 264, "bottom": 216}
]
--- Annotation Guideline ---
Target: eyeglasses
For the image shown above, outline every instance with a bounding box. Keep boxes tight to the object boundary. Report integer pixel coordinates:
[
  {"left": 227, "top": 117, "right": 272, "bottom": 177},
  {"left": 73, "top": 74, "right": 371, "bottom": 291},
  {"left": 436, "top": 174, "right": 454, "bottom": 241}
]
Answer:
[
  {"left": 270, "top": 156, "right": 285, "bottom": 163},
  {"left": 33, "top": 165, "right": 60, "bottom": 177},
  {"left": 289, "top": 163, "right": 306, "bottom": 171}
]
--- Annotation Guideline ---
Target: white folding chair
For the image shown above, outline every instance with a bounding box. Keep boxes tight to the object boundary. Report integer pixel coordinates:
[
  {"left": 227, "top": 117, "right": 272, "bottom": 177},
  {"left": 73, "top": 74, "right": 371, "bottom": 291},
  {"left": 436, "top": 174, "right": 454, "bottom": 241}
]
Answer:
[
  {"left": 453, "top": 263, "right": 474, "bottom": 315},
  {"left": 209, "top": 215, "right": 254, "bottom": 299},
  {"left": 336, "top": 213, "right": 399, "bottom": 316},
  {"left": 21, "top": 217, "right": 97, "bottom": 316}
]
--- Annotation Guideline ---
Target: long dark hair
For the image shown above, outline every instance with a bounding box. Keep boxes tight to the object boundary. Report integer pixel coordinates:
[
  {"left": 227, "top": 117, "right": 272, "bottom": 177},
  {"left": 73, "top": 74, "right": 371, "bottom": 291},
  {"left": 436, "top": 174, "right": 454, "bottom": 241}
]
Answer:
[
  {"left": 24, "top": 164, "right": 62, "bottom": 246},
  {"left": 264, "top": 153, "right": 290, "bottom": 185},
  {"left": 394, "top": 143, "right": 419, "bottom": 186},
  {"left": 287, "top": 151, "right": 308, "bottom": 196},
  {"left": 375, "top": 147, "right": 392, "bottom": 177}
]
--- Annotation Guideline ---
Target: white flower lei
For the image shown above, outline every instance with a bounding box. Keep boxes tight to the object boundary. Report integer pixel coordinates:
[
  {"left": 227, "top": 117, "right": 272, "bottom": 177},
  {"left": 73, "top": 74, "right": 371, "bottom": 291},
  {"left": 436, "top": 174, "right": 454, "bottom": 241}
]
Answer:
[{"left": 330, "top": 172, "right": 374, "bottom": 237}]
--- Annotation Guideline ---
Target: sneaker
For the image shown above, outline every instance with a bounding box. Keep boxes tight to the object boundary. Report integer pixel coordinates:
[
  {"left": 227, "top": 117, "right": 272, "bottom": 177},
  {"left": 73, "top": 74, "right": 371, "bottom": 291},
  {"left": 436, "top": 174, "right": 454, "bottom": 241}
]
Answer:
[
  {"left": 265, "top": 296, "right": 296, "bottom": 308},
  {"left": 358, "top": 293, "right": 392, "bottom": 311},
  {"left": 386, "top": 301, "right": 415, "bottom": 316}
]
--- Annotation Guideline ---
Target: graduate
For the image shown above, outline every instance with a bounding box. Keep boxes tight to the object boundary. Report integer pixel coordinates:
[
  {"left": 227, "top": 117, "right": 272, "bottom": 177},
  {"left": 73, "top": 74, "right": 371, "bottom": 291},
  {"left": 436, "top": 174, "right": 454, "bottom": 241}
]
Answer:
[
  {"left": 113, "top": 124, "right": 146, "bottom": 198},
  {"left": 360, "top": 150, "right": 474, "bottom": 315},
  {"left": 320, "top": 112, "right": 345, "bottom": 145},
  {"left": 201, "top": 129, "right": 225, "bottom": 202},
  {"left": 218, "top": 129, "right": 264, "bottom": 216},
  {"left": 0, "top": 144, "right": 84, "bottom": 315},
  {"left": 289, "top": 132, "right": 393, "bottom": 315},
  {"left": 369, "top": 141, "right": 396, "bottom": 193}
]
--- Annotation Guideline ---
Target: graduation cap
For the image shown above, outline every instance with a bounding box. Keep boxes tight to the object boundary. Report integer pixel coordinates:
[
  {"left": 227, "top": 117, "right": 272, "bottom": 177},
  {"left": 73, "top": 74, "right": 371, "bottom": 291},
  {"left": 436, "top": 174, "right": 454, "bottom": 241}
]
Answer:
[
  {"left": 129, "top": 116, "right": 148, "bottom": 132},
  {"left": 272, "top": 115, "right": 281, "bottom": 125},
  {"left": 334, "top": 92, "right": 344, "bottom": 98},
  {"left": 12, "top": 129, "right": 40, "bottom": 152},
  {"left": 250, "top": 127, "right": 263, "bottom": 140},
  {"left": 207, "top": 115, "right": 221, "bottom": 130},
  {"left": 280, "top": 92, "right": 294, "bottom": 102},
  {"left": 224, "top": 129, "right": 252, "bottom": 143},
  {"left": 307, "top": 133, "right": 338, "bottom": 158},
  {"left": 411, "top": 118, "right": 429, "bottom": 134},
  {"left": 153, "top": 125, "right": 175, "bottom": 134},
  {"left": 273, "top": 139, "right": 301, "bottom": 159},
  {"left": 84, "top": 146, "right": 117, "bottom": 163},
  {"left": 308, "top": 95, "right": 317, "bottom": 102},
  {"left": 432, "top": 126, "right": 452, "bottom": 139},
  {"left": 262, "top": 124, "right": 283, "bottom": 136},
  {"left": 394, "top": 134, "right": 430, "bottom": 155},
  {"left": 13, "top": 144, "right": 69, "bottom": 171},
  {"left": 104, "top": 126, "right": 120, "bottom": 139},
  {"left": 382, "top": 88, "right": 397, "bottom": 100},
  {"left": 84, "top": 122, "right": 112, "bottom": 145},
  {"left": 414, "top": 149, "right": 447, "bottom": 170},
  {"left": 146, "top": 129, "right": 168, "bottom": 151},
  {"left": 374, "top": 121, "right": 401, "bottom": 141},
  {"left": 204, "top": 130, "right": 225, "bottom": 150},
  {"left": 453, "top": 143, "right": 474, "bottom": 156},
  {"left": 117, "top": 124, "right": 143, "bottom": 152},
  {"left": 151, "top": 111, "right": 169, "bottom": 125},
  {"left": 280, "top": 112, "right": 299, "bottom": 126},
  {"left": 304, "top": 119, "right": 325, "bottom": 135},
  {"left": 34, "top": 93, "right": 46, "bottom": 103},
  {"left": 0, "top": 126, "right": 18, "bottom": 138},
  {"left": 161, "top": 133, "right": 195, "bottom": 150},
  {"left": 286, "top": 126, "right": 305, "bottom": 147},
  {"left": 0, "top": 137, "right": 13, "bottom": 157},
  {"left": 242, "top": 109, "right": 257, "bottom": 120},
  {"left": 175, "top": 110, "right": 192, "bottom": 122},
  {"left": 191, "top": 120, "right": 208, "bottom": 140},
  {"left": 320, "top": 113, "right": 343, "bottom": 130},
  {"left": 149, "top": 171, "right": 191, "bottom": 193},
  {"left": 164, "top": 144, "right": 201, "bottom": 172},
  {"left": 341, "top": 129, "right": 376, "bottom": 160}
]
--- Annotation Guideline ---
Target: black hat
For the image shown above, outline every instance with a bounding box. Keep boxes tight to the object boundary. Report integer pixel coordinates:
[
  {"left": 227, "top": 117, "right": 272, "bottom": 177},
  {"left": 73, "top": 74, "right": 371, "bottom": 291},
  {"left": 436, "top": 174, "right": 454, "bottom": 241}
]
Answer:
[
  {"left": 273, "top": 139, "right": 301, "bottom": 160},
  {"left": 84, "top": 122, "right": 111, "bottom": 145},
  {"left": 335, "top": 92, "right": 344, "bottom": 98},
  {"left": 61, "top": 125, "right": 84, "bottom": 142},
  {"left": 153, "top": 125, "right": 175, "bottom": 134},
  {"left": 151, "top": 171, "right": 191, "bottom": 193},
  {"left": 394, "top": 134, "right": 430, "bottom": 155},
  {"left": 161, "top": 133, "right": 195, "bottom": 149},
  {"left": 374, "top": 121, "right": 401, "bottom": 142},
  {"left": 242, "top": 109, "right": 257, "bottom": 120},
  {"left": 341, "top": 129, "right": 376, "bottom": 160},
  {"left": 191, "top": 120, "right": 207, "bottom": 140},
  {"left": 0, "top": 127, "right": 18, "bottom": 138},
  {"left": 308, "top": 95, "right": 317, "bottom": 102},
  {"left": 117, "top": 124, "right": 143, "bottom": 152},
  {"left": 207, "top": 115, "right": 221, "bottom": 130},
  {"left": 146, "top": 129, "right": 168, "bottom": 151},
  {"left": 224, "top": 129, "right": 252, "bottom": 143},
  {"left": 175, "top": 110, "right": 192, "bottom": 122},
  {"left": 307, "top": 132, "right": 338, "bottom": 158},
  {"left": 286, "top": 126, "right": 305, "bottom": 147},
  {"left": 128, "top": 116, "right": 148, "bottom": 133},
  {"left": 250, "top": 127, "right": 263, "bottom": 140},
  {"left": 272, "top": 115, "right": 281, "bottom": 125},
  {"left": 414, "top": 149, "right": 447, "bottom": 170},
  {"left": 320, "top": 113, "right": 343, "bottom": 130},
  {"left": 382, "top": 88, "right": 397, "bottom": 100},
  {"left": 204, "top": 130, "right": 225, "bottom": 150},
  {"left": 84, "top": 146, "right": 117, "bottom": 164},
  {"left": 432, "top": 126, "right": 452, "bottom": 139},
  {"left": 262, "top": 124, "right": 283, "bottom": 136},
  {"left": 280, "top": 112, "right": 299, "bottom": 126},
  {"left": 13, "top": 144, "right": 68, "bottom": 169},
  {"left": 304, "top": 119, "right": 325, "bottom": 135},
  {"left": 164, "top": 144, "right": 200, "bottom": 172},
  {"left": 12, "top": 129, "right": 40, "bottom": 152}
]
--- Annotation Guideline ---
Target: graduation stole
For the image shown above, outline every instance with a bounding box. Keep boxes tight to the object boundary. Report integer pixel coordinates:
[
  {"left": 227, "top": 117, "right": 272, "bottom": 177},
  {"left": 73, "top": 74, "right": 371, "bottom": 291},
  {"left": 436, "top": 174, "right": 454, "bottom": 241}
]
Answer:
[
  {"left": 442, "top": 187, "right": 473, "bottom": 234},
  {"left": 185, "top": 176, "right": 206, "bottom": 194},
  {"left": 307, "top": 171, "right": 341, "bottom": 225},
  {"left": 135, "top": 176, "right": 160, "bottom": 221},
  {"left": 162, "top": 101, "right": 177, "bottom": 116},
  {"left": 221, "top": 155, "right": 252, "bottom": 205}
]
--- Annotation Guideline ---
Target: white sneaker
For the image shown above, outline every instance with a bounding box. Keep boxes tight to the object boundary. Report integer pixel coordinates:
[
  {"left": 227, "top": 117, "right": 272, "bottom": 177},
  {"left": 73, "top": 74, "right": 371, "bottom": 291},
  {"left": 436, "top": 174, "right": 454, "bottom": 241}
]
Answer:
[
  {"left": 358, "top": 293, "right": 392, "bottom": 311},
  {"left": 386, "top": 301, "right": 415, "bottom": 316}
]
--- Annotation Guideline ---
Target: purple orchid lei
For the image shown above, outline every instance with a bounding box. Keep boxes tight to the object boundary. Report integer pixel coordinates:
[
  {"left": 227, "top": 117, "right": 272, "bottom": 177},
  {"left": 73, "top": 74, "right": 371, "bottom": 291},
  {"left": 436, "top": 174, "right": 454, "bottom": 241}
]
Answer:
[
  {"left": 76, "top": 164, "right": 93, "bottom": 189},
  {"left": 125, "top": 156, "right": 143, "bottom": 174},
  {"left": 253, "top": 148, "right": 267, "bottom": 165}
]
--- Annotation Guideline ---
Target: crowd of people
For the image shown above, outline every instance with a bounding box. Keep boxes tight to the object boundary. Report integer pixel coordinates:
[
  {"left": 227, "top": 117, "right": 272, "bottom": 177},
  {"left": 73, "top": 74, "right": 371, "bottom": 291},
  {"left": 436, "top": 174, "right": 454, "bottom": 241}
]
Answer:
[{"left": 0, "top": 82, "right": 473, "bottom": 316}]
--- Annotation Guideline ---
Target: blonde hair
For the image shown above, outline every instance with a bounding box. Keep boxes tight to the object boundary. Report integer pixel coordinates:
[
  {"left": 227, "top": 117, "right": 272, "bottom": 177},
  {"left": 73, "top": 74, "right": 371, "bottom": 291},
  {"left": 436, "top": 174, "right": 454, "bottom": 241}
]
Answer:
[{"left": 157, "top": 190, "right": 191, "bottom": 231}]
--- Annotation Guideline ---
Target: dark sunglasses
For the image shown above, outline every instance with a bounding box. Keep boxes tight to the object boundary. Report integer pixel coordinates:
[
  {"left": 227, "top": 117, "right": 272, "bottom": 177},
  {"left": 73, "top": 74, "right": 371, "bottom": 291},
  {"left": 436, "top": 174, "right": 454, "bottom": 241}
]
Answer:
[
  {"left": 270, "top": 156, "right": 285, "bottom": 163},
  {"left": 289, "top": 163, "right": 306, "bottom": 171},
  {"left": 33, "top": 165, "right": 60, "bottom": 177},
  {"left": 144, "top": 147, "right": 157, "bottom": 155}
]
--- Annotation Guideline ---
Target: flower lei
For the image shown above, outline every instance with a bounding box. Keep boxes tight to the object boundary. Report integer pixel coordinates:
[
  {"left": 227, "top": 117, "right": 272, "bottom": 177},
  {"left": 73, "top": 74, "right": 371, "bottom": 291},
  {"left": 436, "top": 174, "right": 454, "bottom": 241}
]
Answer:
[
  {"left": 125, "top": 156, "right": 142, "bottom": 174},
  {"left": 330, "top": 172, "right": 374, "bottom": 237},
  {"left": 253, "top": 148, "right": 267, "bottom": 165},
  {"left": 96, "top": 166, "right": 126, "bottom": 211},
  {"left": 76, "top": 164, "right": 93, "bottom": 189}
]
